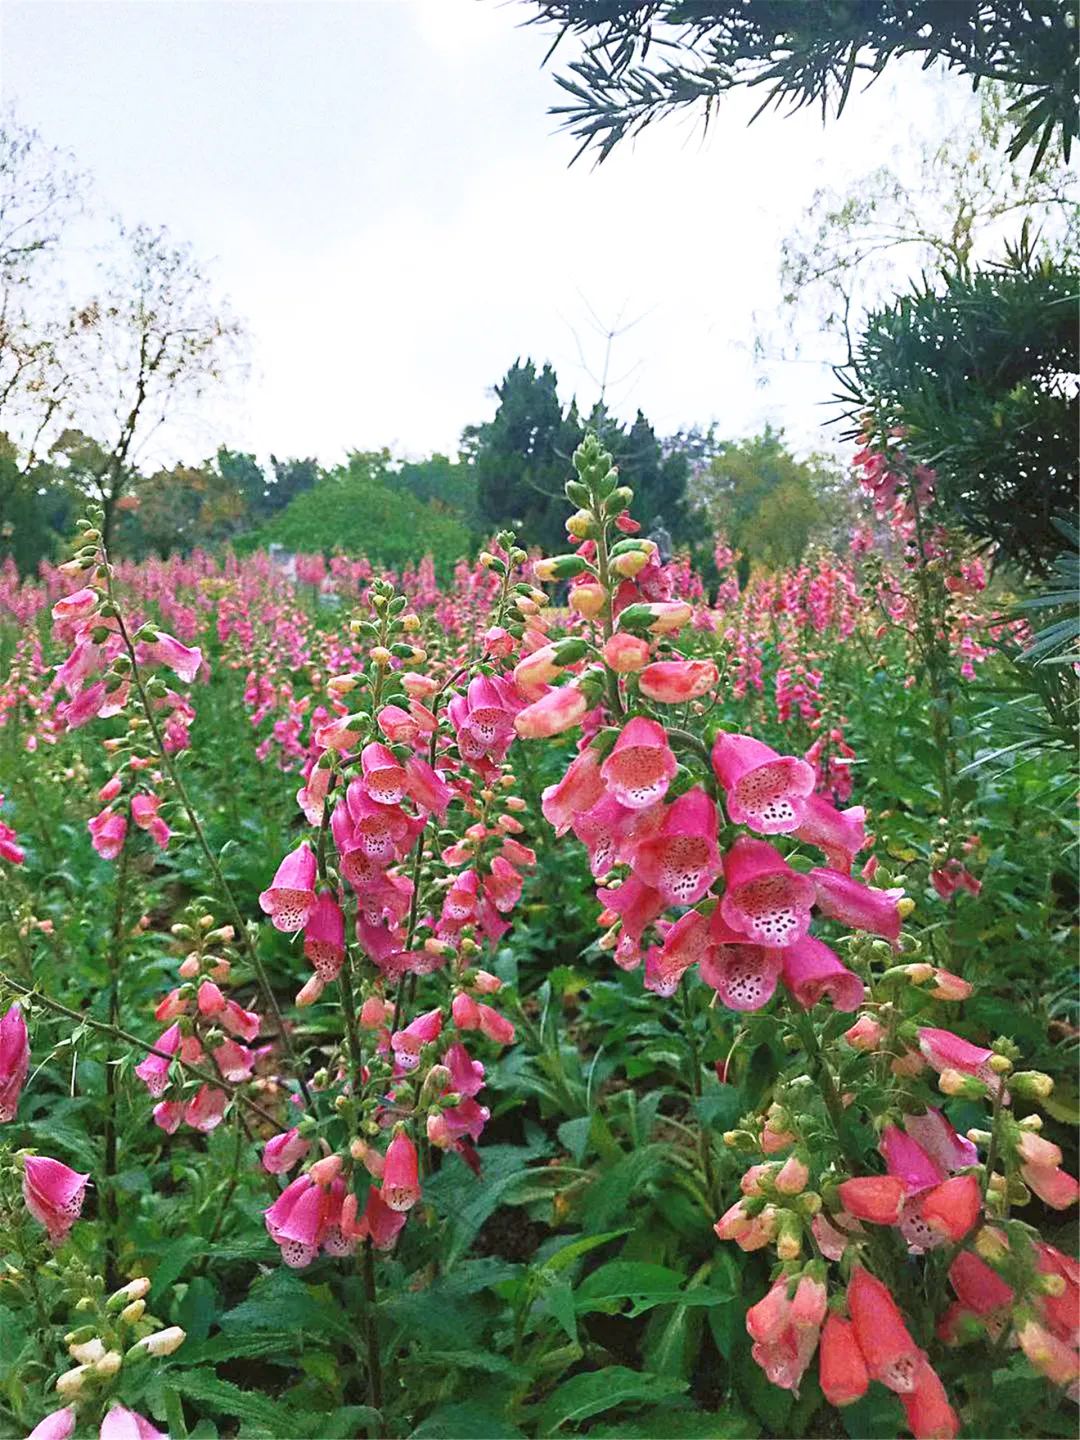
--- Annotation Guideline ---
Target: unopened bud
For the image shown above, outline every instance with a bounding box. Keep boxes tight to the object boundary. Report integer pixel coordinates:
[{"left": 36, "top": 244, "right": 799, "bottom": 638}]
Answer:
[
  {"left": 108, "top": 1276, "right": 151, "bottom": 1308},
  {"left": 119, "top": 1299, "right": 146, "bottom": 1324},
  {"left": 68, "top": 1337, "right": 106, "bottom": 1365},
  {"left": 1010, "top": 1070, "right": 1054, "bottom": 1100},
  {"left": 94, "top": 1350, "right": 123, "bottom": 1378},
  {"left": 135, "top": 1326, "right": 186, "bottom": 1357}
]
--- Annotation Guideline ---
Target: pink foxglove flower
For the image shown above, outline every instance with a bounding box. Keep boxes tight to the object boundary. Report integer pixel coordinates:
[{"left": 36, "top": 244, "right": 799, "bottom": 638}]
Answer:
[
  {"left": 701, "top": 913, "right": 782, "bottom": 1012},
  {"left": 711, "top": 733, "right": 815, "bottom": 834},
  {"left": 88, "top": 807, "right": 127, "bottom": 860},
  {"left": 136, "top": 632, "right": 203, "bottom": 683},
  {"left": 23, "top": 1156, "right": 89, "bottom": 1244},
  {"left": 303, "top": 892, "right": 346, "bottom": 980},
  {"left": 780, "top": 934, "right": 864, "bottom": 1011},
  {"left": 879, "top": 1124, "right": 945, "bottom": 1195},
  {"left": 381, "top": 1133, "right": 421, "bottom": 1211},
  {"left": 599, "top": 716, "right": 677, "bottom": 810},
  {"left": 134, "top": 1023, "right": 181, "bottom": 1097},
  {"left": 259, "top": 841, "right": 317, "bottom": 932},
  {"left": 0, "top": 798, "right": 25, "bottom": 865},
  {"left": 130, "top": 793, "right": 170, "bottom": 850},
  {"left": 719, "top": 837, "right": 815, "bottom": 948},
  {"left": 791, "top": 794, "right": 867, "bottom": 872},
  {"left": 810, "top": 868, "right": 902, "bottom": 946},
  {"left": 99, "top": 1407, "right": 167, "bottom": 1440},
  {"left": 838, "top": 1176, "right": 907, "bottom": 1225},
  {"left": 184, "top": 1085, "right": 227, "bottom": 1132},
  {"left": 630, "top": 787, "right": 720, "bottom": 905},
  {"left": 513, "top": 682, "right": 588, "bottom": 738},
  {"left": 262, "top": 1127, "right": 310, "bottom": 1174},
  {"left": 0, "top": 1003, "right": 29, "bottom": 1121},
  {"left": 917, "top": 1027, "right": 1001, "bottom": 1092},
  {"left": 26, "top": 1408, "right": 76, "bottom": 1440}
]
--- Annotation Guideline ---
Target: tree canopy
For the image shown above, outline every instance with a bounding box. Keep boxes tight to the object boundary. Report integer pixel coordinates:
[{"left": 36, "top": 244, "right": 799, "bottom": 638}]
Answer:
[{"left": 522, "top": 1, "right": 1079, "bottom": 167}]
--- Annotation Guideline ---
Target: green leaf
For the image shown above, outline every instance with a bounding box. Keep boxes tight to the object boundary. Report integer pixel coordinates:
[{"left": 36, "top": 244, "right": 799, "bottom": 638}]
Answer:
[
  {"left": 537, "top": 1367, "right": 687, "bottom": 1433},
  {"left": 172, "top": 1368, "right": 296, "bottom": 1436},
  {"left": 537, "top": 1229, "right": 630, "bottom": 1276},
  {"left": 411, "top": 1402, "right": 525, "bottom": 1438},
  {"left": 576, "top": 1261, "right": 733, "bottom": 1319},
  {"left": 590, "top": 1409, "right": 760, "bottom": 1438}
]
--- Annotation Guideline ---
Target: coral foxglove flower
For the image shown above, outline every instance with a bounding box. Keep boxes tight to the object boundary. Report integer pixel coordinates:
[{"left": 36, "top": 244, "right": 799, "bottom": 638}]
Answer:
[
  {"left": 184, "top": 1085, "right": 228, "bottom": 1132},
  {"left": 847, "top": 1265, "right": 921, "bottom": 1393},
  {"left": 919, "top": 1174, "right": 981, "bottom": 1241},
  {"left": 838, "top": 1176, "right": 907, "bottom": 1225},
  {"left": 259, "top": 842, "right": 318, "bottom": 932},
  {"left": 711, "top": 733, "right": 815, "bottom": 834},
  {"left": 819, "top": 1314, "right": 869, "bottom": 1406},
  {"left": 0, "top": 1003, "right": 29, "bottom": 1122},
  {"left": 638, "top": 658, "right": 718, "bottom": 703},
  {"left": 23, "top": 1156, "right": 89, "bottom": 1244},
  {"left": 719, "top": 837, "right": 815, "bottom": 948},
  {"left": 899, "top": 1360, "right": 960, "bottom": 1439},
  {"left": 381, "top": 1133, "right": 421, "bottom": 1212}
]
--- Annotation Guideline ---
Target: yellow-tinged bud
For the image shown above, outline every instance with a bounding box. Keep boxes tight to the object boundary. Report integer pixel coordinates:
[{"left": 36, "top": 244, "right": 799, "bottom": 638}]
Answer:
[
  {"left": 1011, "top": 1070, "right": 1054, "bottom": 1100},
  {"left": 94, "top": 1350, "right": 123, "bottom": 1378},
  {"left": 137, "top": 1326, "right": 186, "bottom": 1357},
  {"left": 119, "top": 1299, "right": 146, "bottom": 1324},
  {"left": 55, "top": 1366, "right": 90, "bottom": 1399},
  {"left": 897, "top": 897, "right": 916, "bottom": 919},
  {"left": 109, "top": 1276, "right": 151, "bottom": 1306},
  {"left": 402, "top": 613, "right": 421, "bottom": 632},
  {"left": 68, "top": 1338, "right": 106, "bottom": 1365},
  {"left": 988, "top": 1053, "right": 1013, "bottom": 1075},
  {"left": 974, "top": 1225, "right": 1010, "bottom": 1262},
  {"left": 370, "top": 646, "right": 392, "bottom": 666},
  {"left": 565, "top": 510, "right": 594, "bottom": 539}
]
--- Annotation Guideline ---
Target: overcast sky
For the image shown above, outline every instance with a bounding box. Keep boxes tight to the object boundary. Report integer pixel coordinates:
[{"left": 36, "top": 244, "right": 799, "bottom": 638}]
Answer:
[{"left": 1, "top": 1, "right": 968, "bottom": 467}]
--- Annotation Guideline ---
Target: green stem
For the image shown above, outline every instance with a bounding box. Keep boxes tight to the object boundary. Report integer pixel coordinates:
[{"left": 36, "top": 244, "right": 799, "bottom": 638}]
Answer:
[
  {"left": 680, "top": 984, "right": 717, "bottom": 1206},
  {"left": 363, "top": 1239, "right": 384, "bottom": 1414},
  {"left": 102, "top": 836, "right": 130, "bottom": 1287}
]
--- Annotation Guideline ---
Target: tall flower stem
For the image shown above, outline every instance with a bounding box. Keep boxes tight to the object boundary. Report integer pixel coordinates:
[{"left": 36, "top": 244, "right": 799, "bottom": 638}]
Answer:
[
  {"left": 0, "top": 972, "right": 286, "bottom": 1131},
  {"left": 103, "top": 571, "right": 312, "bottom": 1108},
  {"left": 363, "top": 1239, "right": 384, "bottom": 1413},
  {"left": 101, "top": 835, "right": 130, "bottom": 1287},
  {"left": 680, "top": 983, "right": 717, "bottom": 1206}
]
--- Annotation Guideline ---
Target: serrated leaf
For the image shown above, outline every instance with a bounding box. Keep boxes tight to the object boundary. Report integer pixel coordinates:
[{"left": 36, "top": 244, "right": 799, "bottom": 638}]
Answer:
[{"left": 576, "top": 1261, "right": 733, "bottom": 1319}]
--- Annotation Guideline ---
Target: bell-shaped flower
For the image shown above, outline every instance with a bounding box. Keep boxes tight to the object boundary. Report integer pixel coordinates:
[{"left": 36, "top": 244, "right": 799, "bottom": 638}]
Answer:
[
  {"left": 838, "top": 1175, "right": 907, "bottom": 1225},
  {"left": 259, "top": 842, "right": 317, "bottom": 932},
  {"left": 819, "top": 1314, "right": 869, "bottom": 1407},
  {"left": 514, "top": 682, "right": 588, "bottom": 739},
  {"left": 630, "top": 788, "right": 720, "bottom": 905},
  {"left": 359, "top": 742, "right": 409, "bottom": 806},
  {"left": 265, "top": 1173, "right": 333, "bottom": 1268},
  {"left": 792, "top": 794, "right": 867, "bottom": 872},
  {"left": 638, "top": 658, "right": 718, "bottom": 704},
  {"left": 304, "top": 891, "right": 346, "bottom": 981},
  {"left": 719, "top": 837, "right": 815, "bottom": 949},
  {"left": 880, "top": 1124, "right": 946, "bottom": 1195},
  {"left": 701, "top": 912, "right": 782, "bottom": 1011},
  {"left": 262, "top": 1127, "right": 310, "bottom": 1174},
  {"left": 780, "top": 934, "right": 864, "bottom": 1011},
  {"left": 573, "top": 793, "right": 656, "bottom": 879},
  {"left": 0, "top": 1003, "right": 29, "bottom": 1122},
  {"left": 847, "top": 1265, "right": 921, "bottom": 1394},
  {"left": 712, "top": 733, "right": 816, "bottom": 834},
  {"left": 899, "top": 1361, "right": 960, "bottom": 1439},
  {"left": 916, "top": 1027, "right": 1002, "bottom": 1093},
  {"left": 88, "top": 807, "right": 127, "bottom": 860},
  {"left": 391, "top": 1008, "right": 443, "bottom": 1071},
  {"left": 404, "top": 755, "right": 453, "bottom": 816},
  {"left": 541, "top": 746, "right": 605, "bottom": 836},
  {"left": 26, "top": 1407, "right": 76, "bottom": 1440},
  {"left": 136, "top": 632, "right": 202, "bottom": 684},
  {"left": 903, "top": 1108, "right": 979, "bottom": 1172},
  {"left": 643, "top": 909, "right": 711, "bottom": 997},
  {"left": 184, "top": 1085, "right": 227, "bottom": 1132},
  {"left": 99, "top": 1406, "right": 167, "bottom": 1440},
  {"left": 23, "top": 1155, "right": 89, "bottom": 1244},
  {"left": 919, "top": 1174, "right": 981, "bottom": 1241},
  {"left": 443, "top": 1042, "right": 485, "bottom": 1098},
  {"left": 381, "top": 1133, "right": 421, "bottom": 1212},
  {"left": 600, "top": 716, "right": 677, "bottom": 810},
  {"left": 810, "top": 868, "right": 902, "bottom": 946},
  {"left": 134, "top": 1023, "right": 181, "bottom": 1097}
]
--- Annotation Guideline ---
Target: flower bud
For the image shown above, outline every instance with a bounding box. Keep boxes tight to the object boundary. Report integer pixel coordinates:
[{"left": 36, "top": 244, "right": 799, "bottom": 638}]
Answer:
[
  {"left": 68, "top": 1337, "right": 106, "bottom": 1365},
  {"left": 94, "top": 1350, "right": 123, "bottom": 1377},
  {"left": 136, "top": 1326, "right": 186, "bottom": 1357},
  {"left": 55, "top": 1366, "right": 89, "bottom": 1399},
  {"left": 1010, "top": 1071, "right": 1054, "bottom": 1100},
  {"left": 109, "top": 1276, "right": 152, "bottom": 1307},
  {"left": 119, "top": 1299, "right": 146, "bottom": 1324}
]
